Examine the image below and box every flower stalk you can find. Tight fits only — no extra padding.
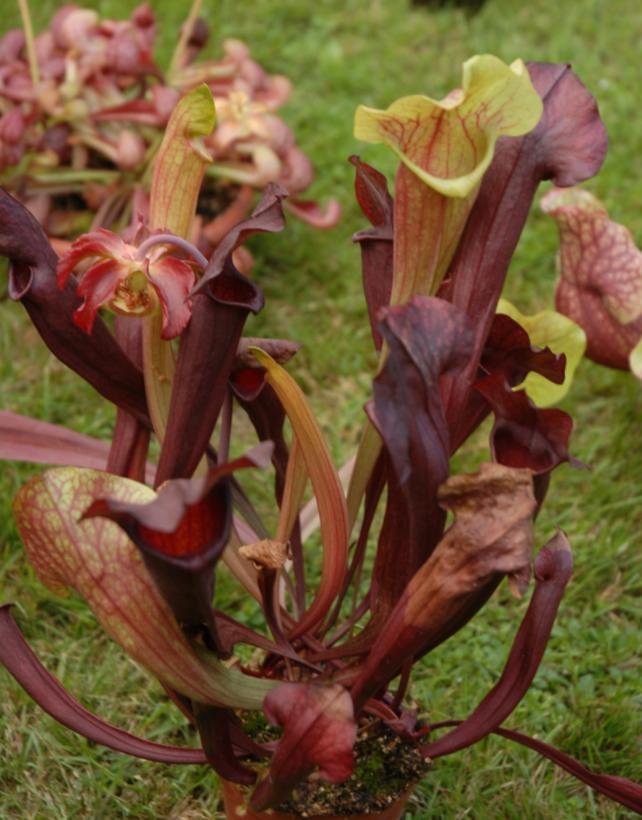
[17,0,39,87]
[168,0,204,78]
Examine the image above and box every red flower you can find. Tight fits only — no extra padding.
[57,228,199,339]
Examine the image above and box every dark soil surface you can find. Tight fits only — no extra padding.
[239,718,429,816]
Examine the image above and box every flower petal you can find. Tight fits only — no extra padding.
[56,229,130,288]
[72,258,130,334]
[147,256,196,340]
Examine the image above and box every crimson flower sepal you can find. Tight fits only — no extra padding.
[56,228,201,339]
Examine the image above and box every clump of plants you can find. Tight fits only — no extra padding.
[1,52,641,817]
[0,0,339,255]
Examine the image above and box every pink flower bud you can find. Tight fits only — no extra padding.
[115,130,146,170]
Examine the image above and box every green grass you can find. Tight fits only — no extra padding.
[1,0,641,817]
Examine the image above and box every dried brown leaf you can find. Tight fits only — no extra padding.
[239,539,288,570]
[351,463,536,710]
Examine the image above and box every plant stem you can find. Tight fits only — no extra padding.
[168,0,203,78]
[138,235,206,445]
[17,0,40,87]
[27,169,119,185]
[345,418,382,534]
[142,313,175,443]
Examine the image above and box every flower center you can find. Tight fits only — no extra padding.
[111,269,154,317]
[127,269,148,293]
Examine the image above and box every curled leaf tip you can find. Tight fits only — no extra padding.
[239,539,288,570]
[184,83,217,137]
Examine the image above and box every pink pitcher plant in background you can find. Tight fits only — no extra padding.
[541,186,642,379]
[0,0,339,256]
[0,50,641,816]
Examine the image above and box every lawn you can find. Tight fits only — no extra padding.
[0,0,640,817]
